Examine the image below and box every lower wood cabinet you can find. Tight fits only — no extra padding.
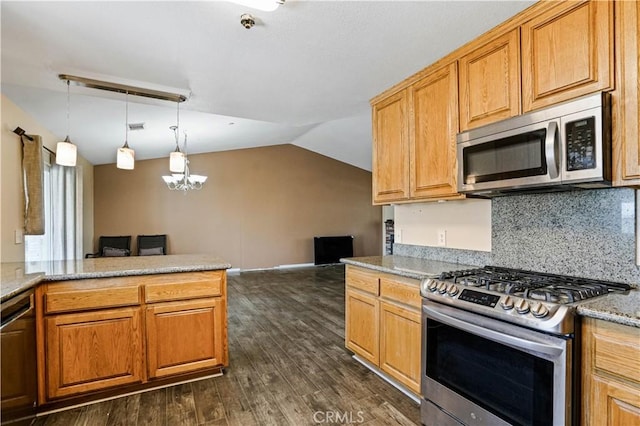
[582,318,640,426]
[45,307,143,400]
[345,288,379,365]
[345,265,421,395]
[36,271,227,405]
[379,301,421,393]
[146,298,225,379]
[1,313,36,416]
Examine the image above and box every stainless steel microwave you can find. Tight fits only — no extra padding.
[457,92,611,197]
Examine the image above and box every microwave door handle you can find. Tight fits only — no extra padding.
[545,121,560,179]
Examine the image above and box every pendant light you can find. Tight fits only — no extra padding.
[56,80,78,167]
[117,92,135,170]
[169,101,185,173]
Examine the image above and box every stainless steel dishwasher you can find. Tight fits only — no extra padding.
[1,289,37,426]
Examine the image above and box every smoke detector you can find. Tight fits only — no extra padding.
[240,14,255,29]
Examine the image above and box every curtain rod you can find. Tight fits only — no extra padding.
[14,127,57,156]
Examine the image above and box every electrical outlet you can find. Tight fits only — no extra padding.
[437,229,447,247]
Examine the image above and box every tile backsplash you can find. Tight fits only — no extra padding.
[396,188,640,285]
[492,188,639,284]
[393,244,490,267]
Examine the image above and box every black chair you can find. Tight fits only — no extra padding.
[85,236,132,258]
[136,234,167,256]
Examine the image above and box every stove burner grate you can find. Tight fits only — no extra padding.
[439,266,630,304]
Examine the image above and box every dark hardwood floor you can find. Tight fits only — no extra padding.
[35,265,421,425]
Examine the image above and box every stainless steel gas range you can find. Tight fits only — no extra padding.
[420,266,630,426]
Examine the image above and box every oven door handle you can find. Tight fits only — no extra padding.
[424,304,565,357]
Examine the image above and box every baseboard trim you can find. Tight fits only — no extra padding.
[352,354,421,404]
[36,371,223,417]
[230,263,321,273]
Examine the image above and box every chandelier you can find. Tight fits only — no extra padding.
[162,123,207,191]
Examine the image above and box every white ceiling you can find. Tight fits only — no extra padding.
[1,0,535,171]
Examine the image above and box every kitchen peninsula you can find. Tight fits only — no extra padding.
[1,254,231,411]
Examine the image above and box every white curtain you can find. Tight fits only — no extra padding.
[50,164,83,260]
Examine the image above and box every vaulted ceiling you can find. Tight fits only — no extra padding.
[1,1,534,171]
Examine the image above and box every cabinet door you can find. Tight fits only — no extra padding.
[1,316,36,415]
[379,301,421,394]
[45,307,143,400]
[459,29,521,131]
[590,375,640,426]
[613,0,640,185]
[409,62,460,199]
[345,288,379,365]
[146,298,224,379]
[521,0,613,112]
[372,90,410,204]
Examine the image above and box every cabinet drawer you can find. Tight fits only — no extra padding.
[380,278,421,309]
[346,266,380,296]
[145,274,223,303]
[592,321,640,384]
[45,286,140,314]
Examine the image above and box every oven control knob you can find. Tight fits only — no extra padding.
[515,299,530,314]
[500,296,514,310]
[425,279,439,292]
[437,282,448,294]
[531,303,549,318]
[446,284,459,297]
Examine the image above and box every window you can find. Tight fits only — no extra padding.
[24,150,82,261]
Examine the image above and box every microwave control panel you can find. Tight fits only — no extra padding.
[566,116,596,171]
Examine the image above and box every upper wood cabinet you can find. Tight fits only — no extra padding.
[410,62,460,199]
[521,0,613,112]
[372,62,462,204]
[612,0,640,185]
[459,29,521,131]
[372,90,410,204]
[371,0,635,200]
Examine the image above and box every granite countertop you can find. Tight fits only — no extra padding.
[340,255,478,281]
[577,290,640,328]
[0,254,231,303]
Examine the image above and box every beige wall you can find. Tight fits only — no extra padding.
[394,198,491,252]
[93,144,381,269]
[1,95,94,262]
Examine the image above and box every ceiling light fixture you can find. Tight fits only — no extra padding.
[116,92,135,170]
[56,79,78,167]
[229,0,284,12]
[162,129,207,192]
[59,74,188,103]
